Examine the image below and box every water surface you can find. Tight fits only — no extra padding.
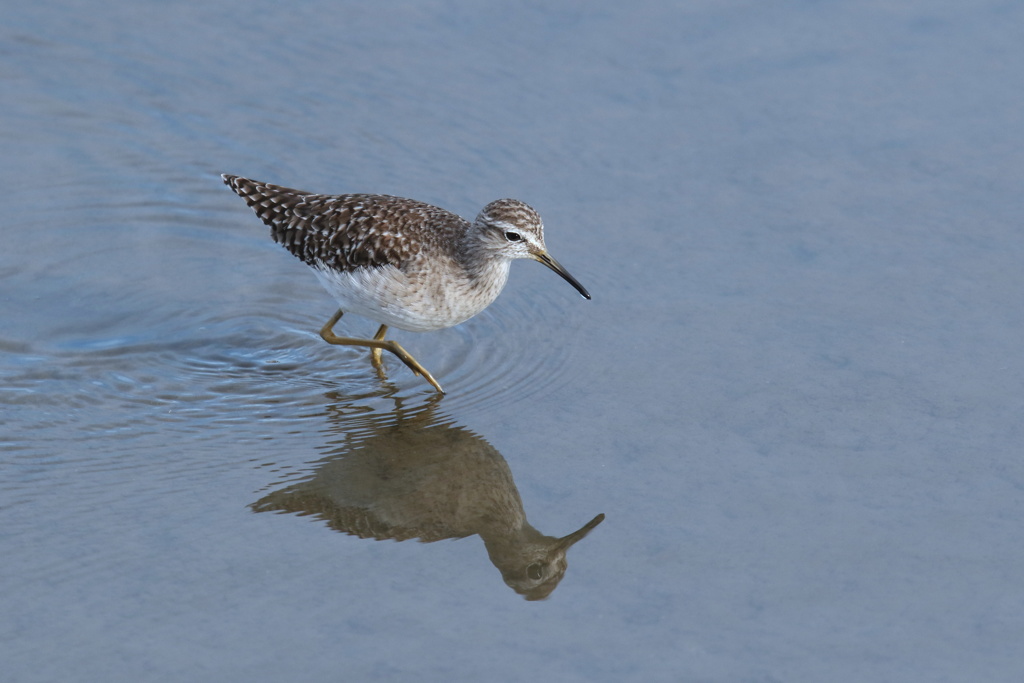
[4,1,1024,680]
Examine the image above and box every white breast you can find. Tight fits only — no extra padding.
[312,260,511,332]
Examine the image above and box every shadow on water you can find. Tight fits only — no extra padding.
[251,393,604,601]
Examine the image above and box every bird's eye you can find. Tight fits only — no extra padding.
[504,231,522,242]
[526,563,544,580]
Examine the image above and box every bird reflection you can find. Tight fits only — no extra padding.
[251,395,604,600]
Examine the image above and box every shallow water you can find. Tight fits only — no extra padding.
[5,1,1024,680]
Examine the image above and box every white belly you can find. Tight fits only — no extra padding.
[312,262,510,332]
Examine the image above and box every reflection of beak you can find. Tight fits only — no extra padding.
[533,252,592,300]
[554,513,605,551]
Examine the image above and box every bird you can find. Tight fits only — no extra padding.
[221,174,590,393]
[251,399,605,600]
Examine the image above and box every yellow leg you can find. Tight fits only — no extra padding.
[370,324,387,371]
[319,309,445,394]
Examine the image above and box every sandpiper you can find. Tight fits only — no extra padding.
[222,175,590,393]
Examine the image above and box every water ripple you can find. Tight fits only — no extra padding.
[0,283,589,459]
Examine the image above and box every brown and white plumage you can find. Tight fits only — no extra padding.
[221,174,589,391]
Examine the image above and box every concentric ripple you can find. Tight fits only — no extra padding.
[1,279,591,488]
[421,295,589,414]
[251,281,593,413]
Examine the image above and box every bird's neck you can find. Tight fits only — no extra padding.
[458,230,511,284]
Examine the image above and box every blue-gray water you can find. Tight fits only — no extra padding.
[4,1,1024,680]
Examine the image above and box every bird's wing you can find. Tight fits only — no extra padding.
[222,174,466,272]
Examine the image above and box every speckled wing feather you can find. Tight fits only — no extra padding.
[250,490,468,543]
[222,174,467,273]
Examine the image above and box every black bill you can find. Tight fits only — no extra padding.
[534,252,592,300]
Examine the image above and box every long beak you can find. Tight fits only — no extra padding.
[534,252,592,300]
[554,513,605,551]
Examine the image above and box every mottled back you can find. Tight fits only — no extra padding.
[222,175,470,273]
